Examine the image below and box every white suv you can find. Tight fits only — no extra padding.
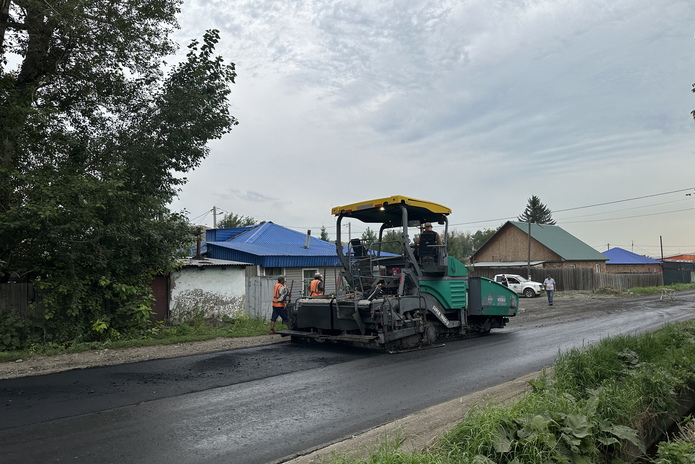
[493,274,544,298]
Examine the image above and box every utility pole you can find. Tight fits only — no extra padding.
[213,206,217,228]
[527,221,531,280]
[660,235,664,261]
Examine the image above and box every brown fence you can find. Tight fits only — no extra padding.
[0,283,41,315]
[470,268,663,292]
[593,273,663,291]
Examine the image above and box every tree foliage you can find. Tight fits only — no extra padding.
[361,227,377,249]
[0,1,238,346]
[217,212,256,229]
[380,229,403,255]
[319,225,331,242]
[517,195,556,225]
[446,228,497,263]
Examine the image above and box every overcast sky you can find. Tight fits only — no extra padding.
[169,0,695,258]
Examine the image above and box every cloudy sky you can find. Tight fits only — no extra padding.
[169,0,695,258]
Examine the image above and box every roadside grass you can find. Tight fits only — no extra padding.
[331,320,695,463]
[627,282,695,295]
[594,282,695,296]
[0,315,286,364]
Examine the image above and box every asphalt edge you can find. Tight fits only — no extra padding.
[281,371,540,464]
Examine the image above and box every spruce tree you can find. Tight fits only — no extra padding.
[517,195,556,224]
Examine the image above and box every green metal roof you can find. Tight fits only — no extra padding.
[509,221,607,261]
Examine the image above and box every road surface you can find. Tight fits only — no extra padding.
[1,291,693,463]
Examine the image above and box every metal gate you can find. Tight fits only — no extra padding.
[244,277,277,319]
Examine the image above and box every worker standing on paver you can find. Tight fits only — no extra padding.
[309,273,324,296]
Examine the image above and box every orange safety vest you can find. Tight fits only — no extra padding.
[309,279,323,296]
[272,282,286,307]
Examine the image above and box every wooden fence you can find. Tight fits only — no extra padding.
[593,273,663,291]
[0,283,40,315]
[470,268,664,292]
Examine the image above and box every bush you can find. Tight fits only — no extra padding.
[333,321,695,464]
[0,312,43,351]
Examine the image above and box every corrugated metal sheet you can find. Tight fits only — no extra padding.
[509,221,607,261]
[663,253,695,261]
[204,222,342,268]
[602,247,660,264]
[206,244,342,268]
[181,258,251,267]
[205,227,254,242]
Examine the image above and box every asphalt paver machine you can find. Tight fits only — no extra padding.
[280,195,518,351]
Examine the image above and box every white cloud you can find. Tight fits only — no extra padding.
[170,0,695,256]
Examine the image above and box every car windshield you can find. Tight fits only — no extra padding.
[516,276,529,282]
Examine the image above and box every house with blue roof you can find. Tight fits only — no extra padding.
[471,221,608,272]
[204,222,343,299]
[602,247,662,274]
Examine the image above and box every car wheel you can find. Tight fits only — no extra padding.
[523,288,535,298]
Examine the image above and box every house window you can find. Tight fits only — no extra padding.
[595,264,601,273]
[265,267,284,276]
[303,269,318,296]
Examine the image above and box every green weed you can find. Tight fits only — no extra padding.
[0,315,278,362]
[329,320,695,463]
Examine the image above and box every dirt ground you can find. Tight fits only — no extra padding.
[0,291,669,380]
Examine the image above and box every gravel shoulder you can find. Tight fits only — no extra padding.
[0,290,681,380]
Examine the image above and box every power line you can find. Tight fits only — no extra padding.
[553,187,695,213]
[186,187,695,244]
[189,209,212,224]
[554,198,688,220]
[451,186,695,227]
[562,206,695,224]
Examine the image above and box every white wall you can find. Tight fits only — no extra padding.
[169,266,246,323]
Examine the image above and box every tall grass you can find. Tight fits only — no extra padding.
[629,283,695,295]
[331,320,695,464]
[0,315,282,363]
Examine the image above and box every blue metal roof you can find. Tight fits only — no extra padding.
[602,247,660,265]
[205,222,342,268]
[205,226,255,242]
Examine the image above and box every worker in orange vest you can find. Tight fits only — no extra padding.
[270,275,290,334]
[309,273,324,296]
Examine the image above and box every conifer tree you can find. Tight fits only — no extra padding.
[517,196,556,225]
[320,226,330,241]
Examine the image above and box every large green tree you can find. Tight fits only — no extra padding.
[218,212,256,229]
[446,228,497,263]
[380,229,403,255]
[360,227,377,249]
[517,195,556,225]
[0,1,238,344]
